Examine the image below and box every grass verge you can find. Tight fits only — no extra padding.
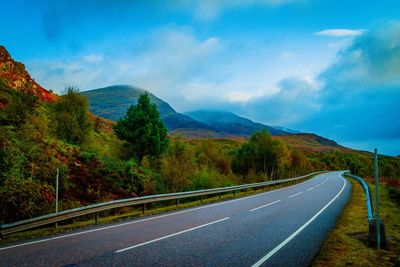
[313,179,400,266]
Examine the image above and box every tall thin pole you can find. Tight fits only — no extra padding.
[374,148,380,249]
[56,168,59,214]
[56,168,59,228]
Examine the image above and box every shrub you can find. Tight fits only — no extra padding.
[0,178,55,223]
[161,138,196,192]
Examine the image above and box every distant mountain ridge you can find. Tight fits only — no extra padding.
[184,110,288,136]
[82,85,290,137]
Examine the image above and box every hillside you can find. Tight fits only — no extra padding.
[275,133,344,153]
[82,85,174,120]
[0,46,56,102]
[184,110,288,136]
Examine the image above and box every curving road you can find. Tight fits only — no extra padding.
[0,171,351,266]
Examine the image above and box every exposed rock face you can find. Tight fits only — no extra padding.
[0,46,56,101]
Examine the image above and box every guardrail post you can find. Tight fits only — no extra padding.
[142,204,146,215]
[219,193,221,200]
[346,168,386,249]
[176,199,179,208]
[200,195,203,204]
[233,191,236,198]
[374,148,380,249]
[94,212,99,224]
[373,148,386,249]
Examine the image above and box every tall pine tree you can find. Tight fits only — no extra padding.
[114,92,168,163]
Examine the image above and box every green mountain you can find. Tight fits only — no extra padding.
[184,110,288,136]
[81,85,174,121]
[81,85,215,133]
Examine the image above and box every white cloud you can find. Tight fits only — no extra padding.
[292,22,400,154]
[26,59,104,92]
[26,26,225,101]
[314,29,365,37]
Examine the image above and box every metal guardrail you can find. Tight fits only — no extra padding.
[344,172,374,221]
[0,171,324,237]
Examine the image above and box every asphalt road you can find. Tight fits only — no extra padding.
[0,171,351,267]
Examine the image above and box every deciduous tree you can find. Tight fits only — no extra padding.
[53,87,91,145]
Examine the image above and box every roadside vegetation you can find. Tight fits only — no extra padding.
[313,179,400,266]
[1,80,399,231]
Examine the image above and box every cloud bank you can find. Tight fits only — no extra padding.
[249,22,400,154]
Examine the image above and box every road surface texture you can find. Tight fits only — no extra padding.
[0,171,351,266]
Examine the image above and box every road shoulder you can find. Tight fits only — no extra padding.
[313,179,400,266]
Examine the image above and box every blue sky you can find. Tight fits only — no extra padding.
[1,0,400,155]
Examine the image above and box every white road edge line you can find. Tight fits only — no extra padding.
[306,187,314,191]
[115,217,230,253]
[315,184,321,187]
[249,200,282,212]
[0,174,324,251]
[288,192,303,198]
[252,174,347,267]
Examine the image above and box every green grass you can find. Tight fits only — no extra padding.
[0,178,311,245]
[313,179,400,266]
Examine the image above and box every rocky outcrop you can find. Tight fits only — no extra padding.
[0,46,57,101]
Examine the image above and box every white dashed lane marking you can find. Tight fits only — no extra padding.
[288,192,303,198]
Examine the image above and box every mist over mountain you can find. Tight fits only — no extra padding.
[272,126,300,134]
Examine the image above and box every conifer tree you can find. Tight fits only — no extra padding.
[114,92,168,163]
